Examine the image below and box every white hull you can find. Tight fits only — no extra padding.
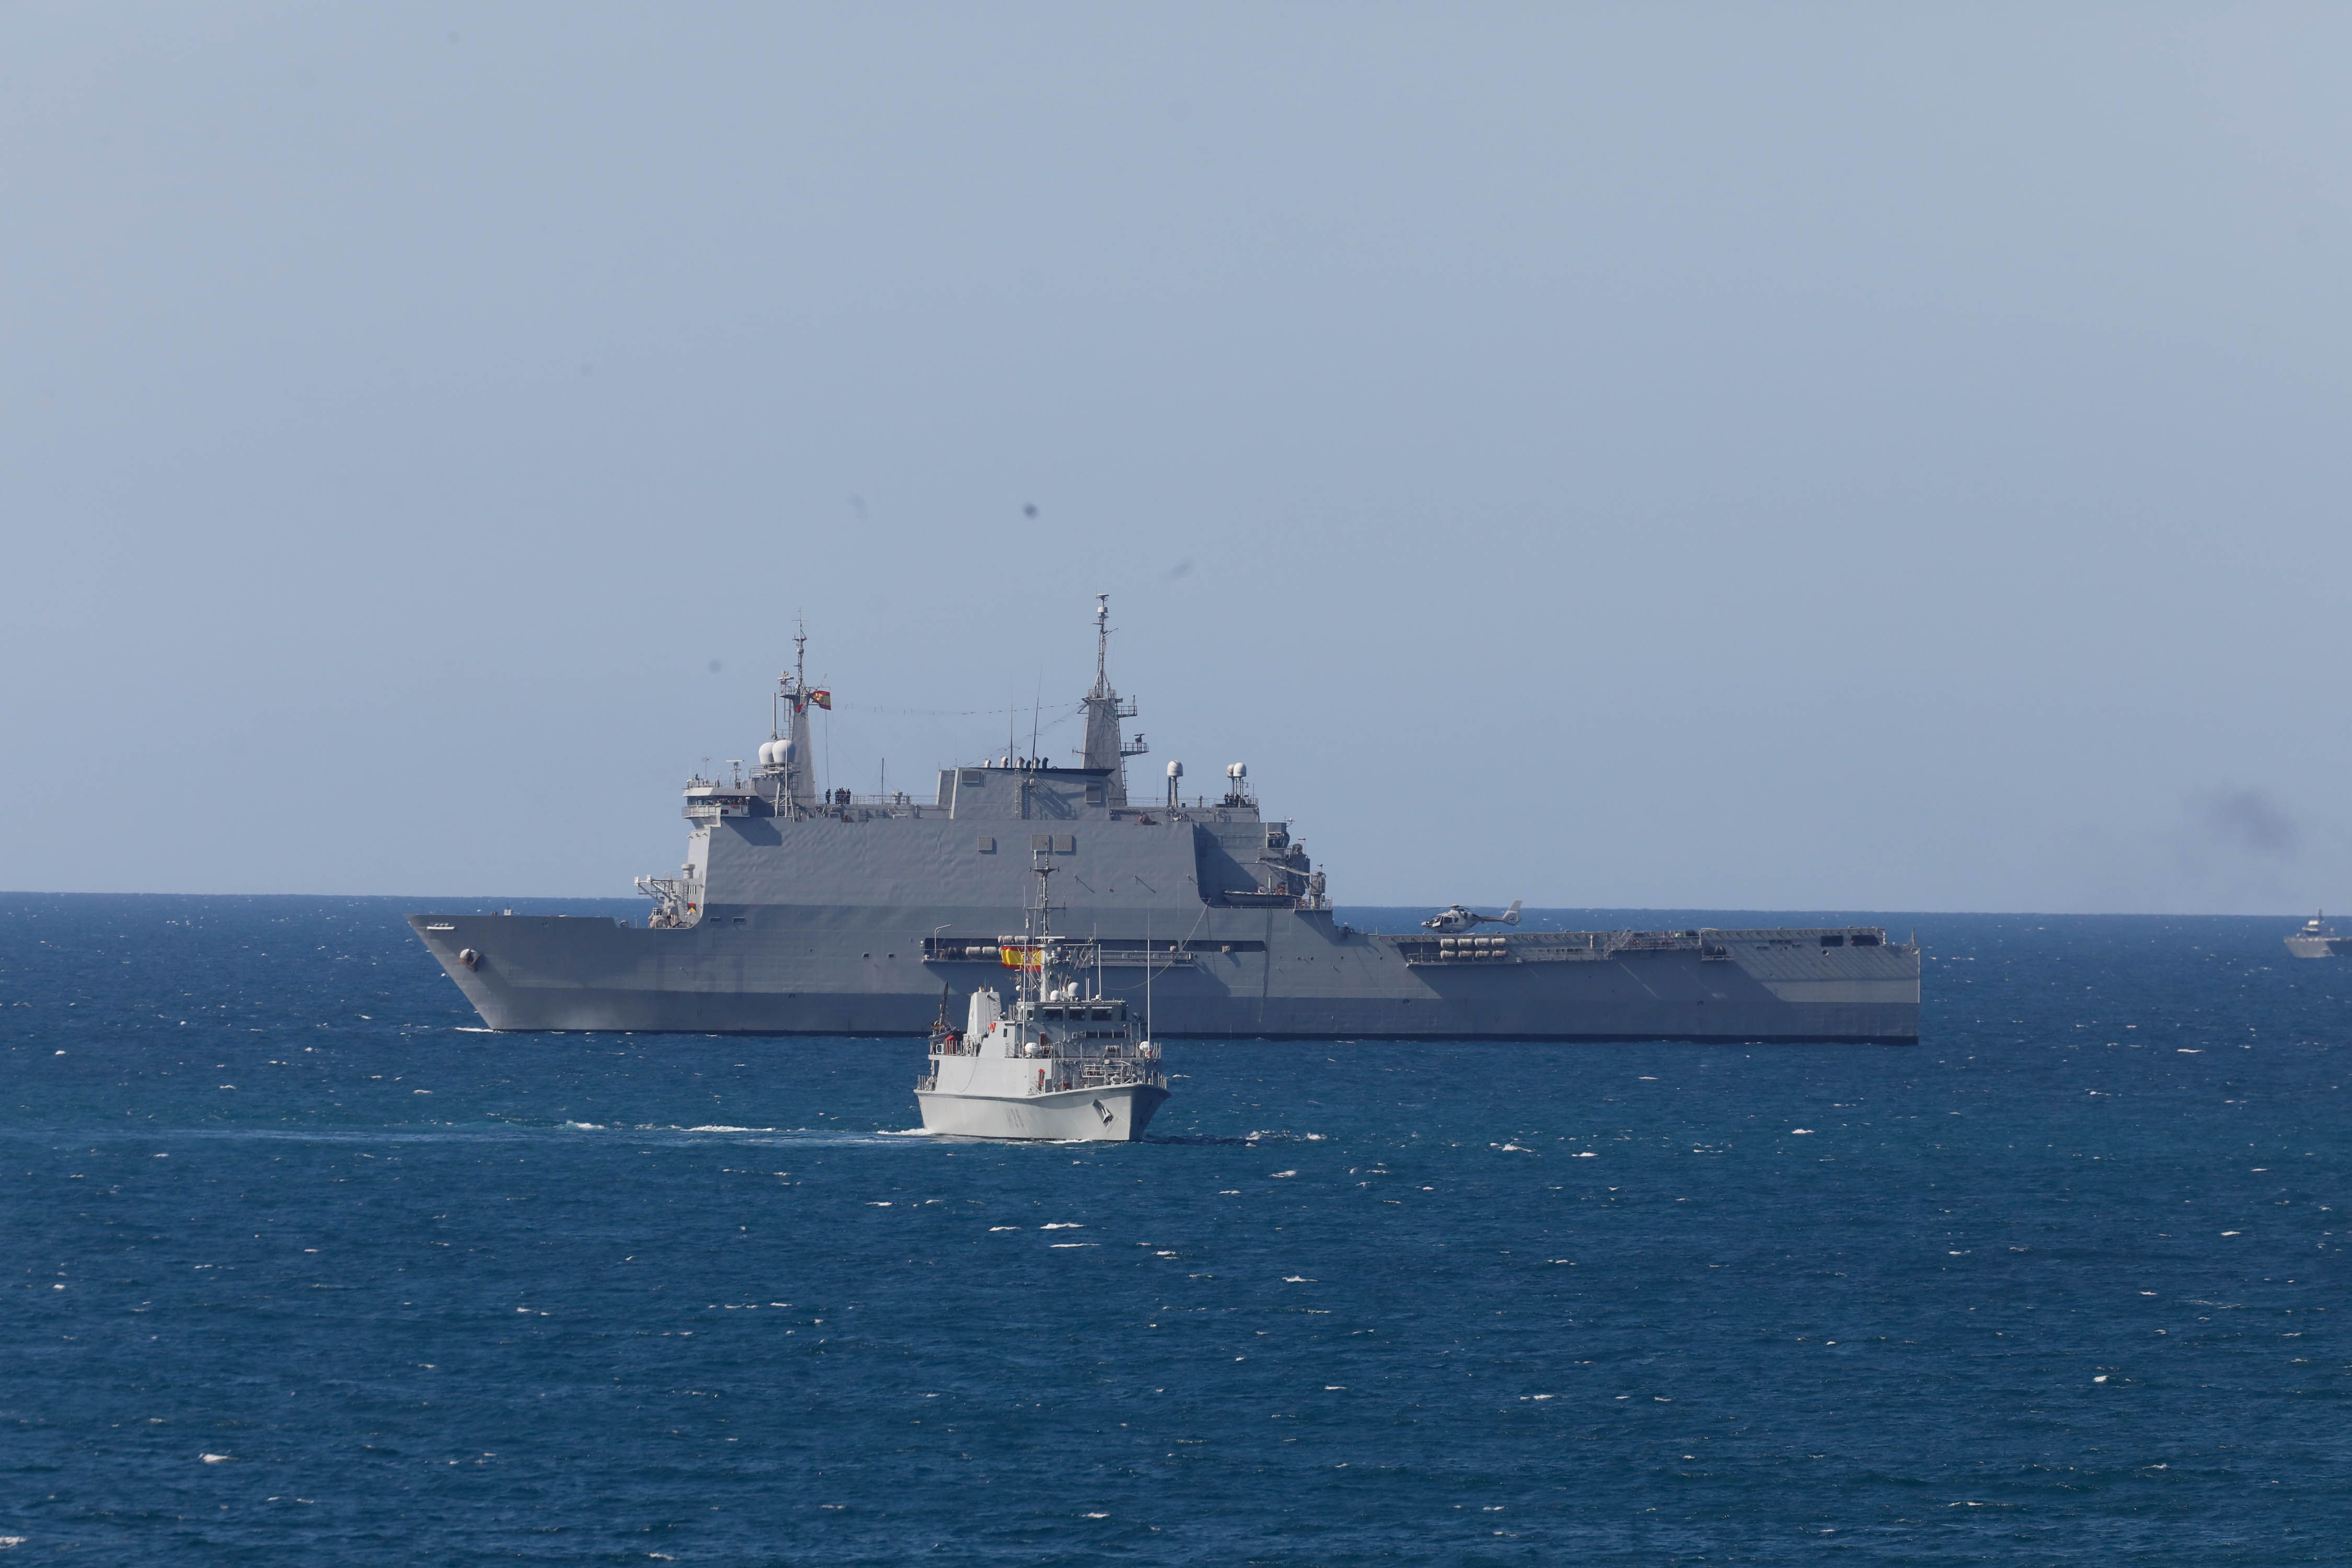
[916,1081,1170,1142]
[2287,936,2345,959]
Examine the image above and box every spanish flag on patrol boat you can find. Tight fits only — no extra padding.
[998,944,1044,971]
[808,689,832,710]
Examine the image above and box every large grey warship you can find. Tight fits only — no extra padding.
[410,601,1920,1042]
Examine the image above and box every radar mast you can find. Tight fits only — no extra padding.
[1080,593,1145,803]
[767,620,821,813]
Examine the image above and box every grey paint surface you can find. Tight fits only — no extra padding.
[410,677,1920,1041]
[408,902,1917,1043]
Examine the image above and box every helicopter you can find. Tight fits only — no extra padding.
[1421,899,1522,935]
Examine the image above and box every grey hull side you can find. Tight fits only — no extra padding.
[408,913,1920,1043]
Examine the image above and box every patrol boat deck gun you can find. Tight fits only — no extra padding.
[409,597,1921,1042]
[915,852,1170,1140]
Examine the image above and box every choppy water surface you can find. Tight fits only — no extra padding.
[4,895,2349,1564]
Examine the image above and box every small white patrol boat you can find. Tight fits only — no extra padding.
[915,855,1170,1142]
[2287,912,2347,959]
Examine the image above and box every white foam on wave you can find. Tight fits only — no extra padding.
[706,1127,948,1148]
[1041,1223,1083,1230]
[562,1122,604,1131]
[453,1027,497,1034]
[875,1127,936,1137]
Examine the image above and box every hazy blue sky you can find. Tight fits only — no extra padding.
[5,5,2349,912]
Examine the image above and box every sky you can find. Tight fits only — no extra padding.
[4,4,2349,913]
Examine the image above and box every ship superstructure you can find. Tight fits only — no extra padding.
[409,598,1921,1043]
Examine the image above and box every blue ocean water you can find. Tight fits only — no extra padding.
[3,895,2348,1564]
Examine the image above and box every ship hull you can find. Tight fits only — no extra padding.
[916,1082,1169,1141]
[407,912,1920,1043]
[2286,936,2349,959]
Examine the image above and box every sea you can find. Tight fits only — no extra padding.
[3,894,2347,1564]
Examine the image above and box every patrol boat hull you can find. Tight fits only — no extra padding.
[916,1082,1170,1142]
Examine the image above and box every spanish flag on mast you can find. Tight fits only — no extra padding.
[998,944,1045,972]
[808,689,832,710]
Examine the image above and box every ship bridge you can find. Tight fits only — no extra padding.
[649,598,1326,923]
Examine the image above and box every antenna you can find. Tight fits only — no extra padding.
[1094,592,1110,687]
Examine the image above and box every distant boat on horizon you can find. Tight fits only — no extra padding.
[2285,913,2347,959]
